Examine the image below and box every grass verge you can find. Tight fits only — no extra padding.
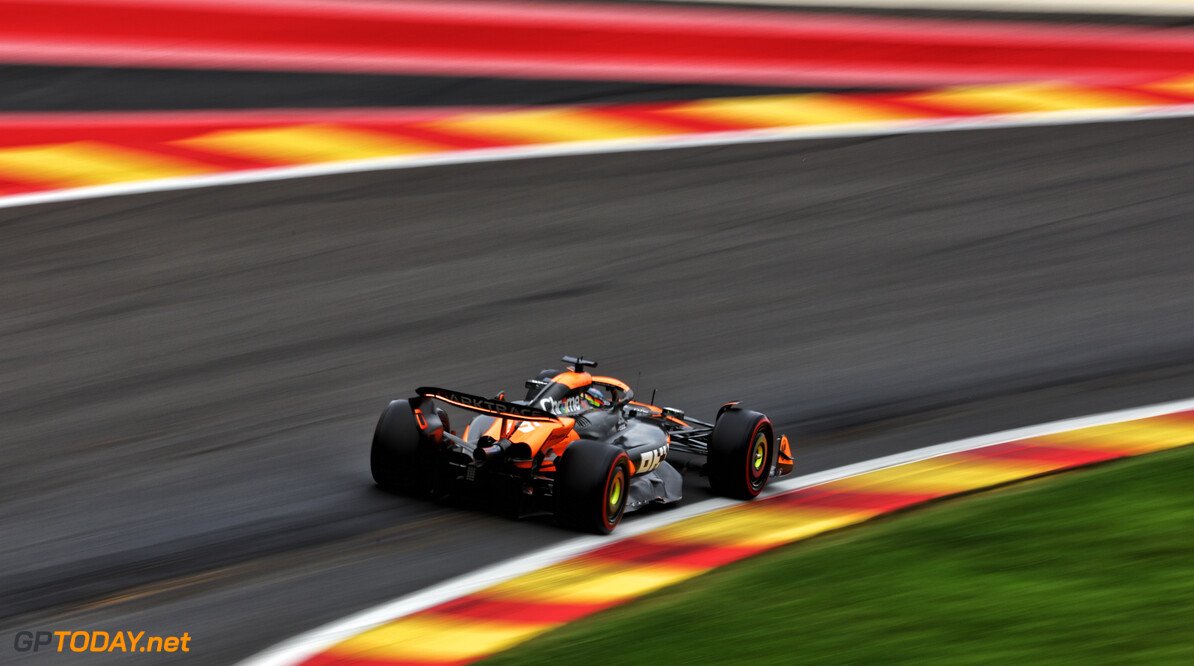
[483,445,1194,665]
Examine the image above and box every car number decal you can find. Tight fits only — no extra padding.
[638,446,667,474]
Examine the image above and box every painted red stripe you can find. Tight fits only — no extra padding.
[585,536,768,568]
[0,113,521,157]
[362,124,517,151]
[0,175,48,196]
[0,110,479,148]
[968,442,1125,468]
[765,487,944,513]
[106,140,284,171]
[852,92,991,118]
[4,1,1194,87]
[1097,85,1194,105]
[596,105,762,134]
[0,120,290,148]
[427,594,614,624]
[0,108,490,127]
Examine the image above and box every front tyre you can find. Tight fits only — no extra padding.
[555,440,631,534]
[370,399,434,496]
[708,408,774,499]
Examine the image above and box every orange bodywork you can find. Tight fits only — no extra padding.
[472,416,579,470]
[628,401,690,429]
[777,434,794,475]
[549,371,592,389]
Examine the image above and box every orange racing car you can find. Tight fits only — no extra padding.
[370,356,793,533]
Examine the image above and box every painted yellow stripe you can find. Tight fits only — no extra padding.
[324,614,554,662]
[644,504,872,549]
[1152,414,1194,428]
[0,141,212,187]
[1031,421,1194,455]
[1141,74,1194,98]
[483,559,703,604]
[425,108,681,144]
[177,124,439,164]
[669,93,922,127]
[828,455,1062,495]
[908,82,1162,114]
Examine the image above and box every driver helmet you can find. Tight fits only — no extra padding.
[583,387,609,409]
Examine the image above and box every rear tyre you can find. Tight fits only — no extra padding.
[555,440,631,534]
[708,408,774,499]
[370,399,434,496]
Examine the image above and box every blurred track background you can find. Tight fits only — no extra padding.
[2,0,1194,663]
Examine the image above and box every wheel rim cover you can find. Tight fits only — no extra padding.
[751,433,767,476]
[609,472,623,507]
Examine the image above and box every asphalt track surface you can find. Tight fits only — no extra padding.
[3,117,1194,663]
[0,65,835,111]
[550,0,1194,24]
[566,0,1194,25]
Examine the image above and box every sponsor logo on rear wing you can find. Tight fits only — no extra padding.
[416,387,560,422]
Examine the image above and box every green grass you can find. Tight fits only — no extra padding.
[483,445,1194,665]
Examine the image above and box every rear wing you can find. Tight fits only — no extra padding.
[416,386,559,422]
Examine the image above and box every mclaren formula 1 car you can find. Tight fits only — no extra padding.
[370,356,793,533]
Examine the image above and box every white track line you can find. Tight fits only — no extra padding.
[239,396,1194,666]
[653,0,1194,16]
[4,104,1194,212]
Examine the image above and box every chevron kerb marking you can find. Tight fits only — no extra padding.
[5,77,1194,207]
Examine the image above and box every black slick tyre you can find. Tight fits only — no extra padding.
[370,399,433,496]
[708,408,774,499]
[555,440,631,534]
